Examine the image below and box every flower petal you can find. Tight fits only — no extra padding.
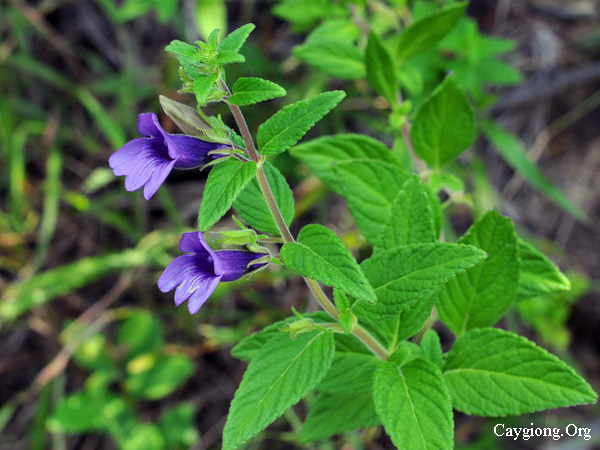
[143,159,176,199]
[122,146,172,192]
[179,232,223,276]
[166,134,229,169]
[186,276,221,314]
[217,250,268,282]
[109,138,154,175]
[137,113,164,140]
[158,255,198,293]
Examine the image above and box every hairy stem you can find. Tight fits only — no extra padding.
[223,94,389,360]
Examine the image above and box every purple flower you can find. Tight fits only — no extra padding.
[158,232,268,314]
[109,113,228,199]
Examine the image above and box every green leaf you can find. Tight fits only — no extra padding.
[198,159,258,231]
[293,41,365,80]
[231,312,332,362]
[233,162,294,236]
[193,74,218,106]
[420,329,443,369]
[47,391,107,433]
[436,211,519,335]
[281,224,376,302]
[353,243,486,324]
[375,175,437,251]
[220,23,255,53]
[291,134,399,193]
[120,423,166,450]
[165,40,197,65]
[443,328,598,416]
[411,75,476,167]
[516,237,571,301]
[214,50,246,65]
[318,351,382,395]
[334,159,410,243]
[223,331,335,450]
[257,91,346,155]
[159,403,199,450]
[300,392,380,443]
[373,359,453,450]
[483,121,586,221]
[73,333,114,371]
[397,2,467,63]
[125,353,194,400]
[366,31,398,104]
[228,77,286,106]
[116,309,164,361]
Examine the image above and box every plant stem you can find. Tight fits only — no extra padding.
[223,93,389,360]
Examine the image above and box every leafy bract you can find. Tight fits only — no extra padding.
[334,159,410,243]
[291,134,399,193]
[373,359,453,450]
[375,175,437,251]
[411,75,476,167]
[516,237,571,301]
[444,328,597,416]
[300,392,380,443]
[281,224,376,302]
[483,121,585,221]
[366,31,398,104]
[234,162,294,236]
[223,331,335,450]
[228,77,286,106]
[293,41,365,80]
[353,243,486,324]
[198,159,257,231]
[436,211,519,334]
[220,23,255,53]
[397,2,467,63]
[257,91,346,155]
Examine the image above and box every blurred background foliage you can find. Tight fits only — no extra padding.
[1,0,599,449]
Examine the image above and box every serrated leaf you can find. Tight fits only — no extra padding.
[214,50,246,65]
[228,77,286,106]
[318,352,382,395]
[291,134,400,193]
[373,359,453,450]
[334,159,410,243]
[443,328,597,416]
[516,239,571,301]
[257,91,346,155]
[411,75,476,167]
[421,330,443,369]
[483,121,586,221]
[223,331,335,450]
[293,41,365,80]
[397,2,467,63]
[220,23,255,53]
[193,74,218,106]
[375,175,437,251]
[198,159,257,231]
[366,31,398,104]
[165,40,197,65]
[436,211,519,335]
[281,224,376,302]
[353,243,486,324]
[233,162,294,236]
[231,312,332,362]
[300,392,380,443]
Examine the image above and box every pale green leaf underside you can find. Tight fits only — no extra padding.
[198,159,257,231]
[291,134,399,193]
[234,162,294,236]
[293,41,365,80]
[353,243,486,324]
[334,159,410,243]
[228,77,286,106]
[516,237,570,301]
[373,359,453,450]
[436,210,519,335]
[223,331,335,450]
[281,224,376,302]
[444,328,597,416]
[300,392,380,443]
[257,91,346,155]
[411,75,476,167]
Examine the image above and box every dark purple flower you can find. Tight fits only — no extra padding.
[109,113,228,199]
[158,232,268,314]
